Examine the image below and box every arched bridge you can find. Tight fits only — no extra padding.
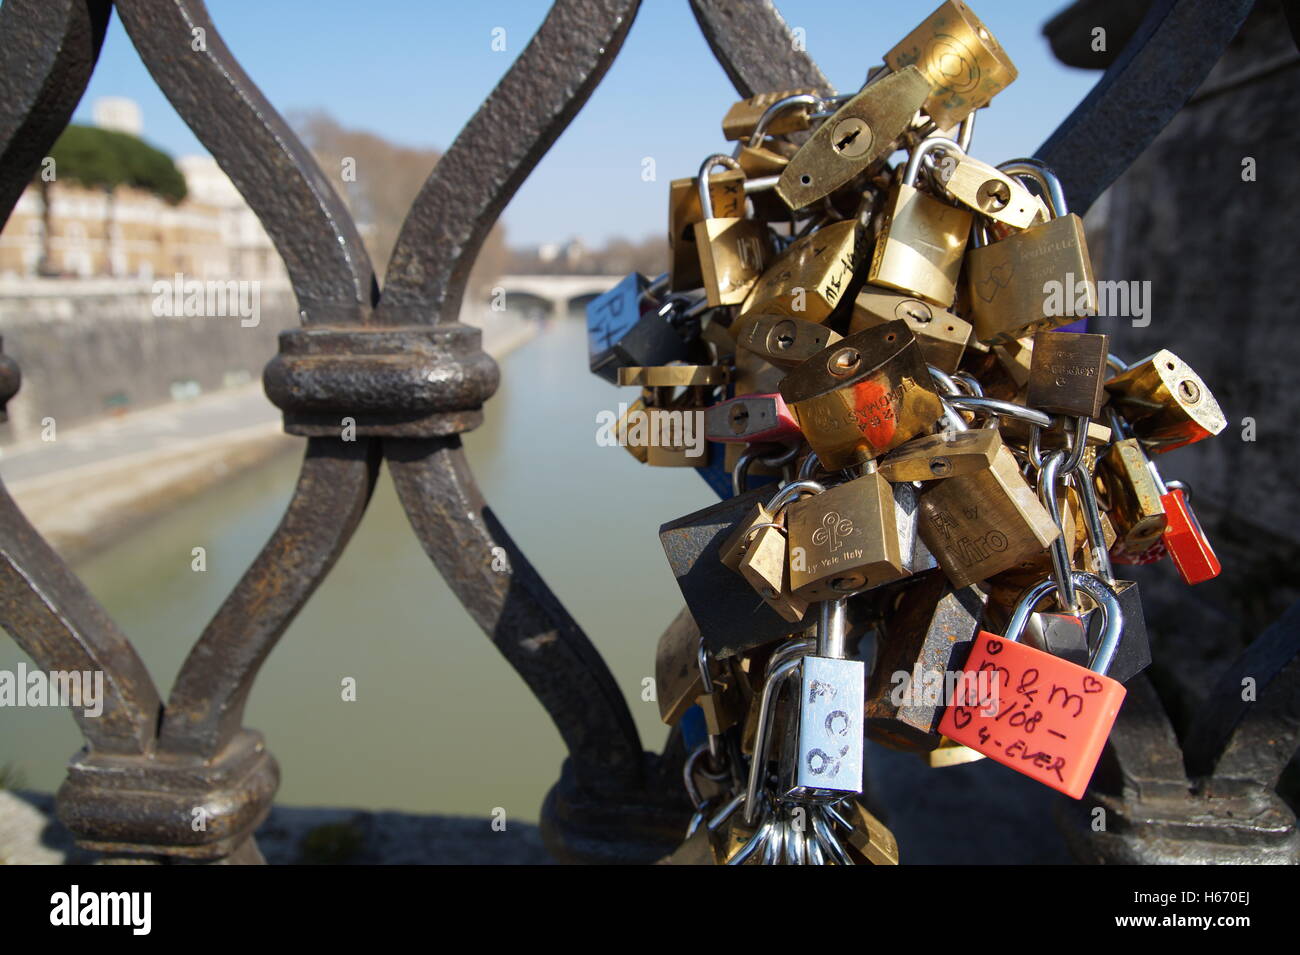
[492,274,621,318]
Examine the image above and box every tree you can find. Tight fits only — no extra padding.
[291,110,506,297]
[37,125,187,275]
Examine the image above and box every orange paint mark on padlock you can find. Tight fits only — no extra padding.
[851,378,898,450]
[936,572,1128,799]
[1160,488,1220,585]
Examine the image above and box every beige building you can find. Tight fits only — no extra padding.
[0,100,286,284]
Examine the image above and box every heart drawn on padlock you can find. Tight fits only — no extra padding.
[975,262,1015,302]
[1082,675,1104,694]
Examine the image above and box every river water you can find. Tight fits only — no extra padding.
[0,316,719,822]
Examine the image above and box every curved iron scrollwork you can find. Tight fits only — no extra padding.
[0,0,1285,865]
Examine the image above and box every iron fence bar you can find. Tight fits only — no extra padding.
[113,0,378,325]
[0,484,160,755]
[0,0,111,224]
[1034,0,1258,216]
[160,438,382,757]
[689,0,831,99]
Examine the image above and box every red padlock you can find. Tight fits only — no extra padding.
[937,572,1127,799]
[704,393,801,444]
[1160,487,1220,585]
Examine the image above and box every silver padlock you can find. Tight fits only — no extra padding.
[781,599,864,801]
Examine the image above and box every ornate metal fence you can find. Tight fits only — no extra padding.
[1,0,1291,865]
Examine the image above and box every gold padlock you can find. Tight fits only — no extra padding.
[668,160,745,292]
[840,799,900,865]
[739,219,861,322]
[718,500,808,623]
[936,142,1042,230]
[735,93,817,177]
[866,138,972,307]
[876,427,1002,483]
[1103,350,1227,453]
[1026,330,1110,417]
[850,286,972,372]
[918,443,1061,587]
[692,154,770,307]
[734,312,842,369]
[777,66,931,210]
[883,0,1018,129]
[780,321,946,469]
[785,471,907,599]
[1098,437,1168,550]
[722,88,821,141]
[964,160,1097,344]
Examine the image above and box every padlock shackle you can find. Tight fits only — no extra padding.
[946,396,1052,428]
[744,654,806,824]
[1071,463,1117,585]
[697,153,743,219]
[997,158,1068,218]
[765,478,826,516]
[817,598,849,659]
[1037,450,1078,611]
[904,136,964,187]
[1005,572,1125,676]
[748,93,820,148]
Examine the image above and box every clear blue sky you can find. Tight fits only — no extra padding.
[69,0,1101,249]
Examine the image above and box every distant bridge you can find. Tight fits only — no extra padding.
[491,274,622,317]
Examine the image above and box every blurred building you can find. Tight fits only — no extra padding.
[0,98,285,284]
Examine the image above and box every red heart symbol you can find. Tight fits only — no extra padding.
[1082,676,1104,694]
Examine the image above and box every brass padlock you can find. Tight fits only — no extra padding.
[865,570,987,752]
[668,160,745,292]
[1103,350,1227,453]
[965,160,1097,344]
[866,138,973,307]
[692,155,770,307]
[918,443,1061,587]
[840,799,900,865]
[937,143,1042,230]
[732,343,786,394]
[884,0,1017,129]
[735,93,817,177]
[780,321,946,469]
[876,426,1002,482]
[1098,437,1168,551]
[738,219,862,322]
[992,334,1034,390]
[722,88,820,141]
[618,364,726,467]
[654,606,705,725]
[785,470,907,599]
[734,312,842,369]
[777,66,931,210]
[1026,330,1110,417]
[718,494,809,624]
[614,397,649,464]
[850,286,972,372]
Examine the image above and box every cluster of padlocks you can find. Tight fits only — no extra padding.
[584,1,1226,865]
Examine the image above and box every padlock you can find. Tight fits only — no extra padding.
[734,93,817,177]
[892,479,938,576]
[738,219,862,322]
[785,470,908,599]
[722,88,821,141]
[733,312,842,369]
[937,145,1042,230]
[1098,437,1168,553]
[991,334,1034,390]
[718,486,811,624]
[866,570,987,752]
[877,427,1002,483]
[964,161,1097,344]
[777,65,931,210]
[705,393,801,445]
[654,606,706,725]
[613,397,650,464]
[918,443,1060,587]
[780,321,946,469]
[1161,485,1221,585]
[883,0,1017,129]
[1026,330,1110,417]
[656,825,721,865]
[780,600,865,800]
[618,364,725,468]
[692,155,771,307]
[866,138,973,307]
[850,286,973,372]
[1103,349,1226,453]
[838,799,900,865]
[696,644,741,737]
[936,571,1127,799]
[668,159,746,292]
[660,488,810,658]
[586,272,701,383]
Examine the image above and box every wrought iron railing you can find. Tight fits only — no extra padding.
[1,0,1289,865]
